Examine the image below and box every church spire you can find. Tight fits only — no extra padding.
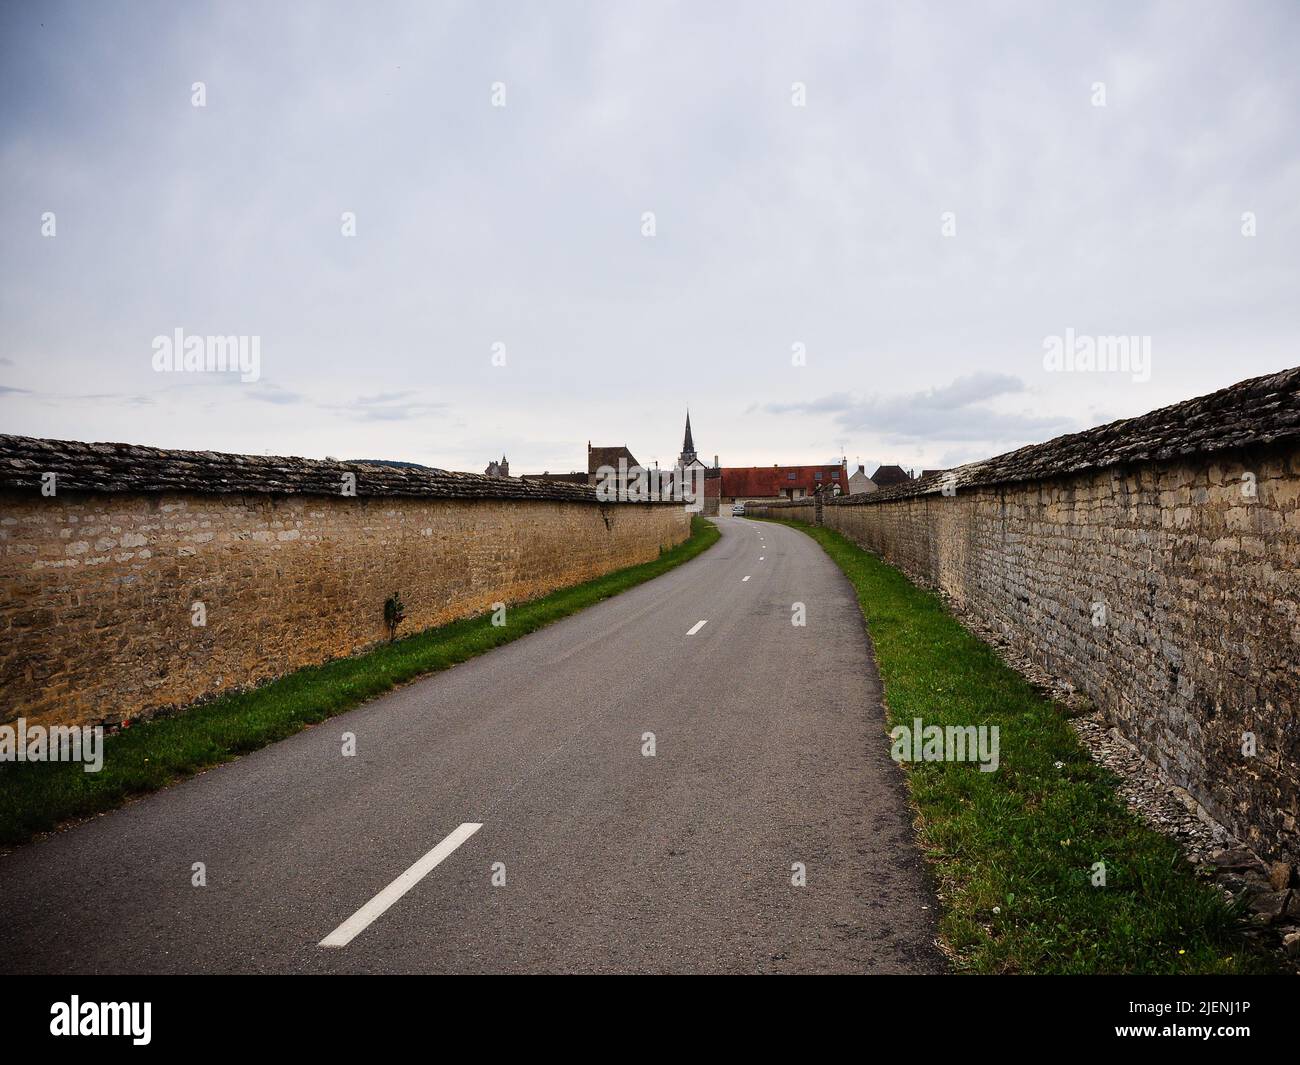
[677,410,699,468]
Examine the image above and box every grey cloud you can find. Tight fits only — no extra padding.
[246,385,308,406]
[322,391,446,423]
[920,373,1026,410]
[356,391,419,405]
[766,372,1073,444]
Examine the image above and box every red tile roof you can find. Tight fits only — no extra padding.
[721,464,845,499]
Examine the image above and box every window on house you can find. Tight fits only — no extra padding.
[831,471,839,479]
[814,471,823,480]
[787,472,796,480]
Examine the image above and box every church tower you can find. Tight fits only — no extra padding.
[677,411,703,469]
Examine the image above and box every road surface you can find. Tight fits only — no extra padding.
[0,517,944,974]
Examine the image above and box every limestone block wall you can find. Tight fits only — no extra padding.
[749,369,1300,863]
[0,437,689,728]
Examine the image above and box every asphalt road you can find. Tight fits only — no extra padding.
[0,516,944,974]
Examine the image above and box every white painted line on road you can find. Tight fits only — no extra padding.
[686,619,708,636]
[759,556,765,561]
[742,575,751,582]
[320,822,482,948]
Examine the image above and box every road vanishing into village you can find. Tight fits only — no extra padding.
[0,518,943,975]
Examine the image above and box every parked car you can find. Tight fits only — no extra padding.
[732,503,746,515]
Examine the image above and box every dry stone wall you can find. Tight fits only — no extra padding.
[748,369,1300,863]
[0,437,689,728]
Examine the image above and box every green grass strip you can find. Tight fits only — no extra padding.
[755,516,1274,975]
[0,515,719,847]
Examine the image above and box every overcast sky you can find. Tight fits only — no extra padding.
[2,0,1297,475]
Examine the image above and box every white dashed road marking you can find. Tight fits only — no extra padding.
[742,575,751,582]
[686,620,708,636]
[320,822,482,947]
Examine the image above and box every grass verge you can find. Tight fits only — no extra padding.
[0,515,719,847]
[756,515,1274,974]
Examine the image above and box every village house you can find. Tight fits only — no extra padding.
[519,443,647,494]
[847,464,877,495]
[719,460,848,507]
[870,464,914,487]
[586,442,643,497]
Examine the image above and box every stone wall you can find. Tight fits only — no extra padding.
[747,369,1300,863]
[0,436,689,728]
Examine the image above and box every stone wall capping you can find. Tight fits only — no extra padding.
[0,435,682,505]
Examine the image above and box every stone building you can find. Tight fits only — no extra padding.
[584,442,643,501]
[847,464,877,495]
[669,412,720,514]
[676,412,707,471]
